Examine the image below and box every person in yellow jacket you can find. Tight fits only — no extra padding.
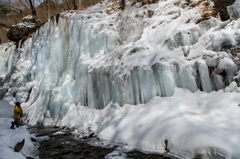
[10,102,24,129]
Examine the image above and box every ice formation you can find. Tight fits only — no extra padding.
[0,0,239,124]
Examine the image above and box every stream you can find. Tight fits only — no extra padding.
[27,126,174,159]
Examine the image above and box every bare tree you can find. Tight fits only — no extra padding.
[18,0,40,24]
[1,3,23,15]
[36,0,52,19]
[28,0,40,23]
[79,0,81,9]
[46,0,50,19]
[119,0,125,10]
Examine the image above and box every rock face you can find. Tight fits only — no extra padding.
[212,0,236,21]
[7,15,40,42]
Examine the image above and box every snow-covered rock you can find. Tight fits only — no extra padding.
[7,15,40,41]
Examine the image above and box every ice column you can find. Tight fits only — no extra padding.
[172,64,198,93]
[198,62,213,93]
[152,63,175,97]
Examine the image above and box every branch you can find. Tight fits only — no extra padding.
[3,3,23,12]
[18,0,32,12]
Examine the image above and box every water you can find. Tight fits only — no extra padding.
[28,126,173,159]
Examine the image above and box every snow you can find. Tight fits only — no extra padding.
[22,15,34,21]
[0,100,35,159]
[228,0,240,20]
[0,0,240,158]
[13,22,36,28]
[59,88,240,159]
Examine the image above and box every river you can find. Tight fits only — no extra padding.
[27,126,174,159]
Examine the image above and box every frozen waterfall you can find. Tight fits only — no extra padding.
[0,8,239,125]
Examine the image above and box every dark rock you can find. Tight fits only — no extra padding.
[7,24,39,41]
[49,151,60,156]
[212,0,236,21]
[28,126,170,159]
[128,47,145,55]
[147,10,154,18]
[14,139,25,152]
[31,137,37,142]
[193,154,203,159]
[7,15,41,42]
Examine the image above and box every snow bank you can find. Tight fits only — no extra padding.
[0,100,35,159]
[60,88,240,159]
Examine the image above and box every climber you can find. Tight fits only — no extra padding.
[10,102,24,129]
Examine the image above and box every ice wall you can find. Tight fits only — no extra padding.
[228,0,240,20]
[0,0,239,125]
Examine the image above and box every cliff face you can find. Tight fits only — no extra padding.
[0,0,102,44]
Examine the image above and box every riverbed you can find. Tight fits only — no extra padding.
[28,126,173,159]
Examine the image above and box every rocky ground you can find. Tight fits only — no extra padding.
[28,126,172,159]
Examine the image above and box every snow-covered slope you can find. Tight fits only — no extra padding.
[0,0,240,158]
[0,100,35,159]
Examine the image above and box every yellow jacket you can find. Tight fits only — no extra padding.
[14,106,24,119]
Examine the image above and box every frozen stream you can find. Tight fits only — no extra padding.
[28,126,173,159]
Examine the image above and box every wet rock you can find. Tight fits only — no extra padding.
[14,139,25,152]
[31,137,36,142]
[28,126,172,159]
[49,151,60,156]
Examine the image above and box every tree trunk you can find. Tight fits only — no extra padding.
[8,0,12,12]
[120,0,125,10]
[73,0,78,10]
[46,0,50,19]
[28,0,40,24]
[79,0,82,9]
